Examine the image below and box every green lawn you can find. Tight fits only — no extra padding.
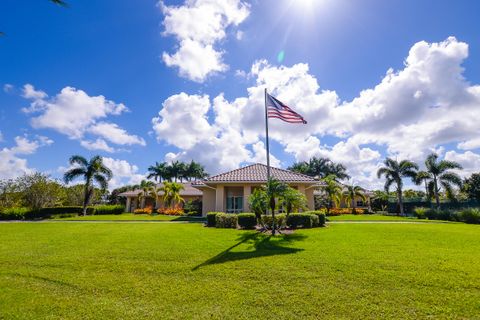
[1,222,479,319]
[328,214,420,221]
[52,213,205,222]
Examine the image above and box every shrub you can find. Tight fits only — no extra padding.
[326,208,365,216]
[287,213,319,228]
[215,213,238,228]
[303,211,326,226]
[158,207,184,216]
[261,214,286,229]
[456,208,480,224]
[24,206,95,219]
[237,213,257,229]
[414,207,428,219]
[0,207,30,220]
[94,205,124,215]
[206,212,221,227]
[134,207,153,215]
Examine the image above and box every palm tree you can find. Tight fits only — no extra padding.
[248,188,268,224]
[161,181,185,208]
[372,190,390,211]
[321,174,342,214]
[424,153,463,209]
[289,157,350,181]
[137,180,154,208]
[342,184,366,214]
[185,160,208,181]
[377,158,418,216]
[280,187,307,216]
[147,162,167,182]
[148,185,162,209]
[63,155,112,215]
[265,178,288,235]
[167,161,186,182]
[415,170,432,202]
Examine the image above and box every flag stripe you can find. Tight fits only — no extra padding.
[265,93,307,124]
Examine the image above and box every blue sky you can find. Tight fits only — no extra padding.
[1,0,480,189]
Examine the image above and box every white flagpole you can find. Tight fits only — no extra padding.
[264,88,275,234]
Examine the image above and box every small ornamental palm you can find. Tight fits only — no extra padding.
[280,187,307,216]
[424,153,463,209]
[249,188,268,223]
[377,158,418,216]
[321,174,343,214]
[137,180,154,209]
[63,155,112,215]
[265,178,288,235]
[342,184,366,214]
[161,182,185,208]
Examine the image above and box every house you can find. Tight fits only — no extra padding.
[192,163,319,214]
[120,182,202,213]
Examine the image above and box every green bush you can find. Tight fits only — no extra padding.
[94,205,124,215]
[414,207,428,219]
[287,213,319,228]
[206,212,221,227]
[303,211,326,226]
[215,213,238,229]
[261,214,286,229]
[0,207,30,220]
[455,208,480,224]
[237,213,257,229]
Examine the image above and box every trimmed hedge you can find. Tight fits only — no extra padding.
[0,207,30,220]
[215,213,238,228]
[261,214,286,229]
[237,213,257,229]
[0,205,124,220]
[287,213,319,228]
[304,211,326,226]
[94,205,125,215]
[206,212,222,227]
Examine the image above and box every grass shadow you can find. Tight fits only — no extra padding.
[171,216,206,222]
[192,232,306,270]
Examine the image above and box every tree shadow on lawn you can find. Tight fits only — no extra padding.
[192,232,306,270]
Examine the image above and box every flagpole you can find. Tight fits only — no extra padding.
[264,88,275,234]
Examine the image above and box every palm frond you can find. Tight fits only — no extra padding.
[69,155,88,167]
[438,160,463,172]
[93,174,108,191]
[63,167,86,184]
[440,172,463,188]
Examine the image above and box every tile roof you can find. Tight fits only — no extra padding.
[118,182,203,197]
[201,163,317,183]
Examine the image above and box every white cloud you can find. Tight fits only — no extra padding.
[444,151,480,177]
[160,0,250,82]
[80,139,116,153]
[21,85,144,152]
[101,157,145,189]
[152,37,480,188]
[0,135,53,180]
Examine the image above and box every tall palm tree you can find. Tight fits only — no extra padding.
[167,161,186,182]
[137,180,154,208]
[280,187,307,216]
[342,184,366,214]
[185,160,208,181]
[289,157,350,181]
[377,158,418,216]
[321,174,342,214]
[161,181,185,208]
[63,155,112,215]
[147,162,167,182]
[265,178,288,235]
[415,170,432,202]
[424,153,463,209]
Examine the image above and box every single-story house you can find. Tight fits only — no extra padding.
[120,163,372,215]
[120,182,202,213]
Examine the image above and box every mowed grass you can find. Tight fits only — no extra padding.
[53,213,205,222]
[328,214,423,221]
[1,223,479,319]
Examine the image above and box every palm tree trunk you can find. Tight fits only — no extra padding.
[270,199,276,236]
[83,185,92,216]
[434,176,440,210]
[397,187,404,216]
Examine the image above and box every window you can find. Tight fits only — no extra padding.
[356,200,364,207]
[227,196,243,213]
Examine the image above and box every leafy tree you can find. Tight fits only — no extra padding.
[16,173,65,210]
[65,184,104,206]
[148,185,162,209]
[377,158,418,216]
[288,157,350,181]
[342,184,366,214]
[248,188,268,223]
[265,178,288,235]
[424,153,463,209]
[280,187,307,216]
[463,173,480,201]
[63,155,112,215]
[161,181,184,208]
[0,179,22,209]
[319,174,342,214]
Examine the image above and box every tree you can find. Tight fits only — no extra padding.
[185,160,208,181]
[280,187,307,216]
[342,184,366,214]
[147,162,168,182]
[415,170,433,201]
[320,175,342,214]
[16,173,65,210]
[265,178,288,235]
[137,180,154,208]
[377,158,418,216]
[424,153,463,209]
[167,161,186,182]
[371,190,390,212]
[65,184,104,206]
[63,155,112,215]
[248,188,268,223]
[148,185,162,209]
[288,157,350,181]
[161,182,184,208]
[463,173,480,202]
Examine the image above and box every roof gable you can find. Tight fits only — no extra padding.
[203,163,317,183]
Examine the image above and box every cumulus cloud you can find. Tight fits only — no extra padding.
[152,37,480,188]
[21,85,145,152]
[0,135,53,180]
[159,0,250,82]
[101,157,145,189]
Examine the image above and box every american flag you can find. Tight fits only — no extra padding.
[266,93,307,124]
